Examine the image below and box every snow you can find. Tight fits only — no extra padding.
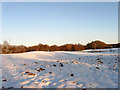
[0,69,1,89]
[2,48,119,88]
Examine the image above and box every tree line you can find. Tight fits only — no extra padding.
[0,40,119,54]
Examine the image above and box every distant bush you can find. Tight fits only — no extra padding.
[72,44,85,51]
[1,40,119,54]
[10,45,27,53]
[2,45,27,54]
[0,44,2,54]
[107,43,120,48]
[59,44,84,51]
[49,45,60,51]
[85,40,108,49]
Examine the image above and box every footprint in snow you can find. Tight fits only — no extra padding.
[57,60,60,62]
[59,63,64,67]
[66,62,69,64]
[36,68,45,72]
[25,71,30,74]
[97,61,103,64]
[28,73,35,76]
[34,62,38,64]
[96,67,100,70]
[2,79,7,82]
[71,81,78,85]
[53,64,56,67]
[22,64,26,66]
[69,74,74,77]
[49,72,52,74]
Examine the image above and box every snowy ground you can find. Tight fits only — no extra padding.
[2,48,119,88]
[0,69,1,89]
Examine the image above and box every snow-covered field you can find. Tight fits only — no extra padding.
[2,48,119,88]
[0,69,1,89]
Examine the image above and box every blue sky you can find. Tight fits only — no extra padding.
[2,2,118,46]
